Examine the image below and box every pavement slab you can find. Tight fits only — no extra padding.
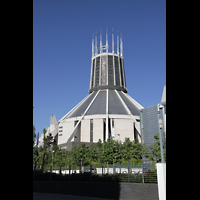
[33,192,114,200]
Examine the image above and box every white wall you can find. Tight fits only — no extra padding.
[93,118,103,142]
[157,163,166,200]
[81,119,90,142]
[58,120,74,145]
[114,118,134,142]
[57,114,140,146]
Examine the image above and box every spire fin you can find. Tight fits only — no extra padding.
[106,27,108,53]
[100,28,102,53]
[92,34,94,57]
[120,33,123,56]
[112,28,114,53]
[95,30,97,55]
[117,30,119,55]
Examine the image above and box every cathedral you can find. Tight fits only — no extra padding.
[39,30,143,150]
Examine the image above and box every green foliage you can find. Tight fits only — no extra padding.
[122,138,133,163]
[43,128,47,150]
[33,136,154,172]
[52,141,59,152]
[38,145,44,152]
[54,150,67,167]
[146,133,166,162]
[33,125,36,146]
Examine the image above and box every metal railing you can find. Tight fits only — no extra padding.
[33,161,157,183]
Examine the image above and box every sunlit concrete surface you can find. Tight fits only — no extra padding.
[33,192,113,200]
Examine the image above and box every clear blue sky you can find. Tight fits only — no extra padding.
[33,0,166,137]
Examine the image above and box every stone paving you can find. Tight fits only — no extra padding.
[33,192,114,200]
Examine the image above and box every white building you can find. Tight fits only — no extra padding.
[42,30,144,150]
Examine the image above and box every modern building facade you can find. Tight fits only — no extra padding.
[140,86,166,162]
[38,30,144,150]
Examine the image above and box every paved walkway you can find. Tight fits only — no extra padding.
[33,192,113,200]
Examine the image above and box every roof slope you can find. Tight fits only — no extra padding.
[60,89,143,121]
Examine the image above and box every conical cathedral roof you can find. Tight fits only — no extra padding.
[60,90,142,121]
[59,30,143,122]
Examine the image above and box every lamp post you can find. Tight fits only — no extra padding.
[117,134,121,174]
[51,150,55,172]
[117,134,120,142]
[157,104,164,163]
[49,150,55,181]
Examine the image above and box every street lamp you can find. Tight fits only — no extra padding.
[157,104,164,163]
[51,150,55,173]
[117,134,120,142]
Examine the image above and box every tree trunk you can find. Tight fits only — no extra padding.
[41,152,45,179]
[128,159,130,181]
[59,165,61,174]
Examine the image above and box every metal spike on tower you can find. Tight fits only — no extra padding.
[89,28,127,93]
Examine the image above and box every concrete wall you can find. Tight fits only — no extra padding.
[93,118,103,142]
[58,114,140,147]
[81,119,90,142]
[114,118,134,142]
[33,181,158,200]
[58,120,74,145]
[157,163,166,200]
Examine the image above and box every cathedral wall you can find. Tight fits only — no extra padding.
[57,120,74,145]
[93,118,104,142]
[81,119,90,142]
[114,118,134,142]
[57,114,140,147]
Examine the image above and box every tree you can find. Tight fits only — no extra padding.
[42,128,47,150]
[37,153,44,168]
[100,139,120,173]
[33,125,36,146]
[52,140,59,152]
[33,146,39,168]
[89,146,98,172]
[121,138,133,165]
[74,144,90,170]
[54,150,67,174]
[147,134,162,163]
[38,145,44,153]
[132,139,148,165]
[96,139,104,164]
[41,128,47,173]
[70,146,79,171]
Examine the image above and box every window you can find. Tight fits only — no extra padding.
[59,134,62,136]
[90,119,93,142]
[59,130,63,132]
[108,55,114,85]
[112,119,114,128]
[103,118,106,141]
[95,57,100,86]
[114,56,120,86]
[101,56,107,86]
[134,126,138,140]
[74,120,78,127]
[59,126,63,129]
